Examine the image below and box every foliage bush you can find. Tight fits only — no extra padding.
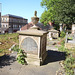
[17,49,27,65]
[64,56,75,75]
[60,31,66,38]
[61,40,65,46]
[58,46,65,52]
[12,45,27,65]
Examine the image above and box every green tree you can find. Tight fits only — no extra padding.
[40,0,75,25]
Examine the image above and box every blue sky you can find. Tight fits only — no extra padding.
[0,0,45,22]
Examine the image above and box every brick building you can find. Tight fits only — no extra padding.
[1,14,28,33]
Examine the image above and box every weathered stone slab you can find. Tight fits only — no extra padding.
[21,37,38,51]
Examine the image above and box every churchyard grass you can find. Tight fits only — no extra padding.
[0,33,19,56]
[58,39,75,75]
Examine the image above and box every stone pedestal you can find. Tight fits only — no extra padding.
[48,28,59,40]
[17,26,48,66]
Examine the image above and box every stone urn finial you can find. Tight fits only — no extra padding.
[31,11,39,25]
[34,11,37,17]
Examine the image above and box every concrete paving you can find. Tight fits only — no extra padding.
[0,54,61,75]
[0,50,65,75]
[0,40,65,75]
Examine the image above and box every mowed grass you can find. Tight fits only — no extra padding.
[0,33,19,56]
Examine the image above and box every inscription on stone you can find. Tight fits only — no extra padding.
[21,37,38,51]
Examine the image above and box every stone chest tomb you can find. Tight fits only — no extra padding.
[17,11,48,66]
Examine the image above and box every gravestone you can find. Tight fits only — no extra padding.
[17,11,48,66]
[65,32,75,49]
[59,23,63,32]
[65,32,68,43]
[48,28,59,40]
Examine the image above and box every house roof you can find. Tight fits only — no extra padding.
[48,28,59,32]
[21,22,53,31]
[2,14,27,20]
[21,22,33,30]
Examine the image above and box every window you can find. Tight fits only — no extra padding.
[13,25,18,28]
[13,25,16,28]
[13,25,14,28]
[3,18,4,22]
[19,25,21,28]
[3,25,4,27]
[6,18,7,22]
[6,25,7,27]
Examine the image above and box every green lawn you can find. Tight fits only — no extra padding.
[0,33,19,56]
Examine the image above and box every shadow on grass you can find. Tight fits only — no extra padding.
[0,54,16,68]
[43,50,66,65]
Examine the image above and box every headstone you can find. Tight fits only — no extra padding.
[65,32,68,43]
[65,32,75,49]
[48,28,59,40]
[59,23,63,32]
[49,32,52,40]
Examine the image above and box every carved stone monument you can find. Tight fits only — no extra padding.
[48,28,59,40]
[17,11,48,66]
